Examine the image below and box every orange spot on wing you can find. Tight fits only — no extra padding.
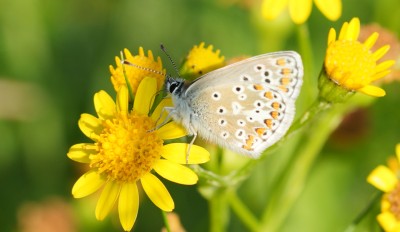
[255,128,266,136]
[264,119,273,128]
[264,91,273,99]
[272,102,280,110]
[280,68,292,75]
[242,135,255,151]
[253,84,264,90]
[276,58,286,66]
[280,77,290,85]
[279,86,289,92]
[270,111,279,119]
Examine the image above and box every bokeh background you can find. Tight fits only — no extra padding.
[1,0,399,231]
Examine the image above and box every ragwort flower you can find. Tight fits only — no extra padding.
[110,48,166,94]
[367,144,400,232]
[262,0,342,24]
[319,17,395,102]
[67,77,210,231]
[180,42,225,80]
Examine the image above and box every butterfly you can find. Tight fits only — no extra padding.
[164,51,303,158]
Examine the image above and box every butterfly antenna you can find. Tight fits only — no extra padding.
[121,60,166,77]
[120,51,167,77]
[160,44,181,77]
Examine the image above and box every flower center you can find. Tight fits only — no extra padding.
[388,182,400,219]
[325,40,376,89]
[90,112,163,182]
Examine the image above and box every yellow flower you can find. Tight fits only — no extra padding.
[319,18,395,102]
[262,0,342,24]
[109,48,166,94]
[67,77,210,231]
[180,42,225,80]
[367,144,400,232]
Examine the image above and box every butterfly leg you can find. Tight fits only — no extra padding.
[185,124,198,164]
[148,107,173,132]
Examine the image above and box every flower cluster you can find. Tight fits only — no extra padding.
[319,17,395,102]
[68,48,211,231]
[368,144,400,231]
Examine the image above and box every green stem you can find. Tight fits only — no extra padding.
[195,99,330,232]
[296,23,316,108]
[287,99,331,135]
[205,147,230,232]
[228,191,260,232]
[209,189,229,232]
[259,103,349,231]
[191,165,230,187]
[343,191,382,232]
[120,51,135,101]
[161,211,171,232]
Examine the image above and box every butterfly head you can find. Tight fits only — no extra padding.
[166,76,185,96]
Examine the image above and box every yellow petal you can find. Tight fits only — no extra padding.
[114,56,122,68]
[117,85,129,114]
[134,77,157,115]
[153,159,198,185]
[124,48,134,60]
[147,49,155,61]
[338,22,348,40]
[381,196,391,211]
[387,156,400,174]
[261,0,289,20]
[162,143,210,164]
[78,114,102,141]
[94,90,116,120]
[396,144,400,162]
[367,165,397,192]
[370,70,391,82]
[374,60,395,74]
[363,32,379,49]
[150,98,173,125]
[314,0,341,21]
[118,182,139,231]
[288,0,312,24]
[96,181,121,220]
[157,122,187,140]
[372,45,391,61]
[358,85,386,97]
[72,170,105,198]
[138,47,145,57]
[141,173,174,211]
[327,28,337,46]
[67,143,97,163]
[344,17,360,40]
[377,212,400,232]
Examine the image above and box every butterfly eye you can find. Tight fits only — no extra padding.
[168,82,180,93]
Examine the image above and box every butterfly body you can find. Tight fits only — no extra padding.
[166,51,303,158]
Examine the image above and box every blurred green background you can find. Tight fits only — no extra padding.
[0,0,399,231]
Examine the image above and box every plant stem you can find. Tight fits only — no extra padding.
[296,23,316,108]
[120,51,135,101]
[259,103,350,231]
[228,191,260,232]
[343,191,382,232]
[161,211,171,232]
[193,98,330,188]
[209,189,229,232]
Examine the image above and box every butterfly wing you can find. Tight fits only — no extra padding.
[183,51,303,157]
